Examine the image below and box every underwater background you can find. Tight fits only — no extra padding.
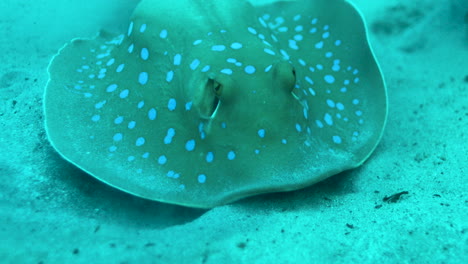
[0,0,466,262]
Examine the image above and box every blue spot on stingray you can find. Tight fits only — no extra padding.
[315,41,324,49]
[212,45,226,51]
[258,129,265,138]
[158,155,167,165]
[140,23,147,33]
[324,75,335,83]
[114,116,124,124]
[106,84,118,92]
[294,34,304,41]
[264,48,275,55]
[91,115,100,122]
[245,65,256,74]
[247,27,257,35]
[221,69,233,75]
[116,63,125,73]
[140,48,149,60]
[185,101,193,110]
[333,135,342,144]
[138,72,148,85]
[324,113,333,125]
[128,44,134,53]
[136,137,145,146]
[95,100,106,109]
[160,29,168,38]
[288,40,299,50]
[308,87,316,96]
[128,121,136,129]
[106,58,115,66]
[113,133,123,141]
[198,123,206,139]
[227,151,236,160]
[201,65,210,72]
[127,21,134,36]
[148,108,157,120]
[295,123,302,132]
[336,103,345,110]
[198,174,206,183]
[185,139,196,151]
[206,152,214,163]
[166,71,174,82]
[258,17,267,27]
[190,59,200,70]
[174,54,182,65]
[117,89,129,99]
[168,98,176,111]
[164,128,175,144]
[231,42,243,49]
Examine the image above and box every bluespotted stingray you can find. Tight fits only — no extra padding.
[44,0,387,208]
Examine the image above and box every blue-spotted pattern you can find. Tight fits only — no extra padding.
[44,0,387,208]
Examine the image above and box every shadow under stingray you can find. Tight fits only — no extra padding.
[235,167,361,213]
[44,148,207,229]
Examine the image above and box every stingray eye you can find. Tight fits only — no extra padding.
[291,68,297,91]
[214,82,223,97]
[274,61,297,94]
[193,78,223,119]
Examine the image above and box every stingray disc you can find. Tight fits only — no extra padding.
[44,0,387,208]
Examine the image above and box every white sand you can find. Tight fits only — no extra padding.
[0,0,466,263]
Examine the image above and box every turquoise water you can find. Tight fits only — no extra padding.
[0,0,466,263]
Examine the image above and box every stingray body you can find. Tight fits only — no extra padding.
[44,0,387,208]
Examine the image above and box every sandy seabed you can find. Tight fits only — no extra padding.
[0,0,466,263]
